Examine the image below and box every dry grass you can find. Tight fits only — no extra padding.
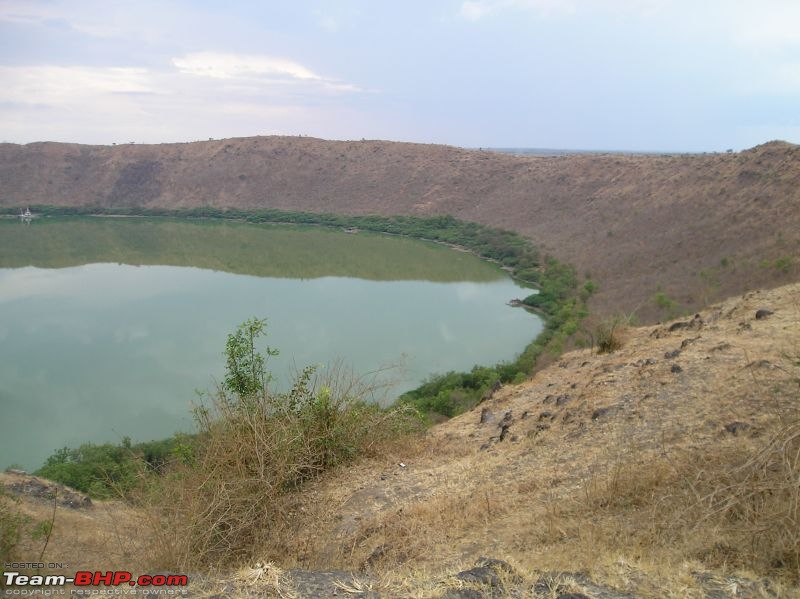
[267,283,800,597]
[140,362,422,571]
[0,474,149,578]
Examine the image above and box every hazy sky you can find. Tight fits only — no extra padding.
[1,0,798,150]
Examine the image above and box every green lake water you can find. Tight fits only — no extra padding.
[0,218,541,471]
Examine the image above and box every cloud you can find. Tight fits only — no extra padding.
[457,0,669,21]
[0,1,63,25]
[0,0,142,39]
[0,53,361,113]
[172,52,321,81]
[458,0,582,21]
[0,66,154,105]
[171,52,365,97]
[0,53,366,144]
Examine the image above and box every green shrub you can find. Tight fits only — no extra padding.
[652,291,681,320]
[35,436,191,498]
[774,256,793,274]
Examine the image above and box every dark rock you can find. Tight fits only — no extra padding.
[710,342,731,352]
[476,557,523,583]
[499,411,513,426]
[499,424,511,442]
[447,559,523,597]
[755,308,774,320]
[538,411,553,421]
[63,494,92,509]
[543,394,554,404]
[480,407,494,424]
[580,361,590,367]
[440,590,485,599]
[724,421,751,435]
[535,423,550,432]
[456,567,500,588]
[521,411,529,420]
[592,406,620,420]
[555,394,571,406]
[6,476,92,509]
[664,349,681,359]
[670,364,683,373]
[669,314,703,331]
[680,336,700,348]
[479,380,503,403]
[633,358,656,367]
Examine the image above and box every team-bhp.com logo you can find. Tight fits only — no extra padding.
[4,571,188,592]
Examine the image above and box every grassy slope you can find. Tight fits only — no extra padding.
[270,281,800,596]
[1,137,799,321]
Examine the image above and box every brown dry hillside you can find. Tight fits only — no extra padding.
[1,137,799,321]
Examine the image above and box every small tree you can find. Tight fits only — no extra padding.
[222,318,278,400]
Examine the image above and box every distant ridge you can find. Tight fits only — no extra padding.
[482,147,680,156]
[1,135,798,321]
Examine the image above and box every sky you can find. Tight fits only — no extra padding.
[0,0,799,151]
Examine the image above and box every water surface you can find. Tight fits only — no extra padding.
[0,218,540,470]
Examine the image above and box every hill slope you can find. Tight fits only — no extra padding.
[1,137,799,320]
[280,282,800,593]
